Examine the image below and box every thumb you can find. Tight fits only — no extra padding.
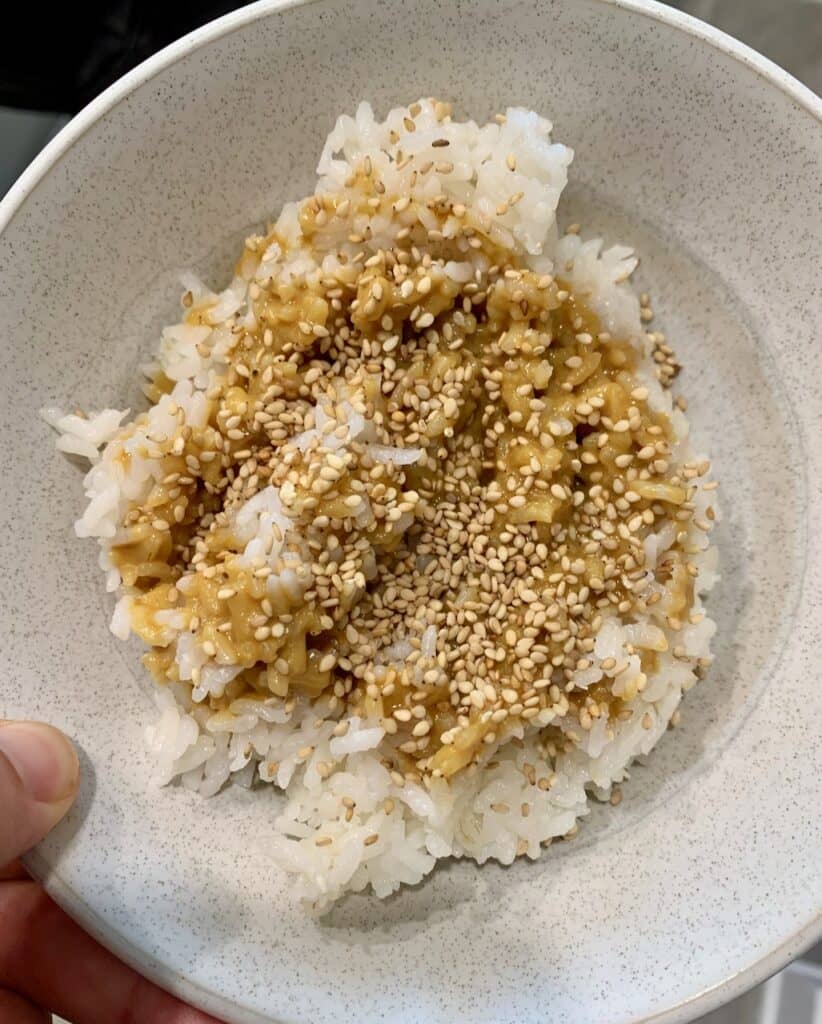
[0,722,79,866]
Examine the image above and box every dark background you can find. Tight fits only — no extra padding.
[0,3,248,112]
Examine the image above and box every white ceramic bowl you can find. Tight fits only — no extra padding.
[1,1,820,1021]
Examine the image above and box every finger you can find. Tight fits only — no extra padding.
[0,879,224,1023]
[0,722,79,864]
[0,860,27,882]
[0,989,51,1023]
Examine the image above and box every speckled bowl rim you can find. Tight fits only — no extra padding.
[2,1,820,1022]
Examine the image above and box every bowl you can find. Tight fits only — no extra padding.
[1,1,820,1021]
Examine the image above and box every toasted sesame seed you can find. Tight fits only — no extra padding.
[108,102,714,832]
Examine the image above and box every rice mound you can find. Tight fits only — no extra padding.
[46,99,718,911]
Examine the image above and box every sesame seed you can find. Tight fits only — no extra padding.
[109,103,714,830]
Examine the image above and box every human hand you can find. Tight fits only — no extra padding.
[0,720,224,1023]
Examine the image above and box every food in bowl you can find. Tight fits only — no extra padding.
[46,99,718,909]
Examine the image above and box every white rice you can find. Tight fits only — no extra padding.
[45,99,718,911]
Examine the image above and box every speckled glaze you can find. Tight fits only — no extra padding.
[0,1,820,1021]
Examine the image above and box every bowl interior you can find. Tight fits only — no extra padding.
[0,1,820,1023]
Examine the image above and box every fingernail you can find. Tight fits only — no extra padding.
[0,722,79,803]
